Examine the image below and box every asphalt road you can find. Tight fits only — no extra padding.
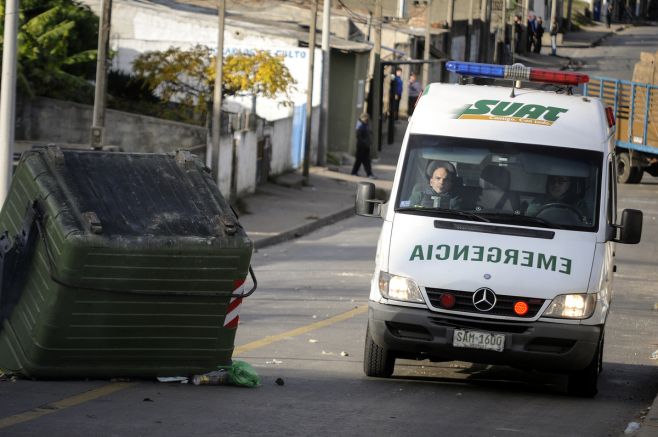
[1,178,657,437]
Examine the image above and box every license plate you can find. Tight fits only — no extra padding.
[453,329,505,352]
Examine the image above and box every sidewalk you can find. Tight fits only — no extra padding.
[237,121,402,249]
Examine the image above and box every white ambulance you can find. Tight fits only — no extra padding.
[355,61,643,397]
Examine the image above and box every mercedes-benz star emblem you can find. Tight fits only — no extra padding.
[472,287,497,312]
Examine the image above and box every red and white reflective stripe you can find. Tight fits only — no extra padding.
[223,278,246,329]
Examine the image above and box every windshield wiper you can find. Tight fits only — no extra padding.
[478,213,565,229]
[396,207,490,222]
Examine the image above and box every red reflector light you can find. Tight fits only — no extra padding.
[440,293,456,309]
[514,301,529,316]
[605,107,616,127]
[528,69,589,85]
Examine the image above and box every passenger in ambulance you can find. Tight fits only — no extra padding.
[408,161,462,209]
[526,175,587,222]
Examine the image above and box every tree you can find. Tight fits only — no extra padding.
[132,45,296,123]
[0,0,99,102]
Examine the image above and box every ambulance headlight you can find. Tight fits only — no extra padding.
[542,293,596,319]
[378,272,424,303]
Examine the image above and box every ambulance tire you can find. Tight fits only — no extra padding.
[364,323,395,378]
[567,334,603,397]
[617,153,642,184]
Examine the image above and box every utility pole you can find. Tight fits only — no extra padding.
[318,0,331,167]
[522,0,530,54]
[478,0,489,62]
[494,0,506,63]
[465,0,474,61]
[212,0,226,185]
[447,0,455,28]
[371,0,382,152]
[566,0,574,30]
[422,0,431,87]
[0,0,18,204]
[91,0,112,150]
[550,0,558,24]
[303,0,318,182]
[445,0,454,75]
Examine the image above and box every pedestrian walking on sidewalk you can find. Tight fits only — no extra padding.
[606,3,613,27]
[526,13,537,52]
[534,17,544,53]
[407,72,422,117]
[351,113,376,179]
[392,68,403,120]
[550,19,559,56]
[513,15,523,53]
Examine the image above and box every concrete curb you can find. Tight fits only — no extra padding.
[635,394,658,437]
[253,206,355,250]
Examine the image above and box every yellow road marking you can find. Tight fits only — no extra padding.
[0,305,367,429]
[234,305,368,356]
[0,382,134,429]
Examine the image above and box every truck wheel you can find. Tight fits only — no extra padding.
[617,153,642,184]
[363,322,395,377]
[628,168,644,184]
[567,334,603,397]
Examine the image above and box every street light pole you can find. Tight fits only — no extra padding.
[303,0,318,182]
[91,0,112,150]
[212,0,226,186]
[0,0,19,204]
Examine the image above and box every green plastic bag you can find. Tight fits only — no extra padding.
[226,360,260,388]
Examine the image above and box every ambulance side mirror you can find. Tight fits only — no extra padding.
[355,182,383,218]
[614,209,642,244]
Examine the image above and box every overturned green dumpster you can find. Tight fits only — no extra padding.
[0,147,255,378]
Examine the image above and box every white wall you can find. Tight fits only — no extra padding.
[269,117,293,175]
[237,131,259,195]
[83,0,322,122]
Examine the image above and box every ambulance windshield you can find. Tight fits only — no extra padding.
[396,135,603,230]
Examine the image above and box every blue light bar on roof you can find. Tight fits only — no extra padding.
[446,61,589,85]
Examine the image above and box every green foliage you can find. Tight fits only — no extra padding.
[0,0,98,102]
[132,45,296,122]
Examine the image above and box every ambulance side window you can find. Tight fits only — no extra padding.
[607,158,617,225]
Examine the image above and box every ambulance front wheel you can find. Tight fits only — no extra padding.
[617,152,643,184]
[364,322,395,378]
[567,333,603,397]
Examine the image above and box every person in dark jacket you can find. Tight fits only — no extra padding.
[392,68,403,120]
[533,17,545,53]
[351,113,376,179]
[526,14,537,52]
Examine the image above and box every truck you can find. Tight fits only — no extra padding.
[355,61,643,397]
[584,77,658,183]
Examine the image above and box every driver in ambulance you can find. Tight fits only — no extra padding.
[525,175,586,218]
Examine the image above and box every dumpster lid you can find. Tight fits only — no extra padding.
[45,149,237,237]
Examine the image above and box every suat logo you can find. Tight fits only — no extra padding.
[472,287,497,312]
[455,99,569,126]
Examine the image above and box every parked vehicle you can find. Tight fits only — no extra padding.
[356,61,643,397]
[585,77,658,183]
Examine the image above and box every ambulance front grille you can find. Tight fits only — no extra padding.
[425,288,545,318]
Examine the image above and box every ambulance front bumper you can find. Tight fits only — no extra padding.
[368,301,602,372]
